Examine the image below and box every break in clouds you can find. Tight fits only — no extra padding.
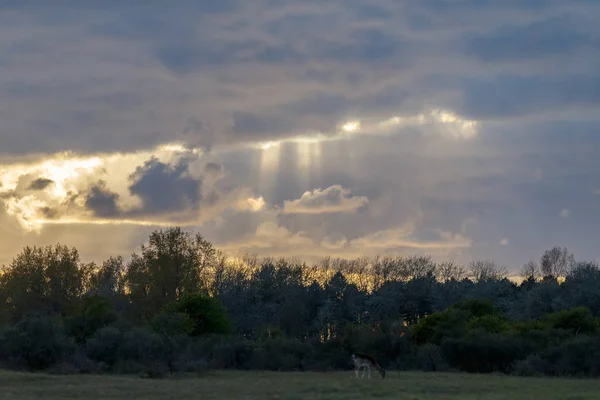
[1,0,600,270]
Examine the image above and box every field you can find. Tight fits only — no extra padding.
[1,370,600,400]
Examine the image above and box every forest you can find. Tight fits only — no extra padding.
[0,226,598,378]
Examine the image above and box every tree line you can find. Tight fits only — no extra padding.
[0,227,598,377]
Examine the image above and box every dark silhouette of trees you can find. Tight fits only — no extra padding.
[540,246,575,279]
[0,228,599,377]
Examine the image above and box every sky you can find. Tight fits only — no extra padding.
[1,1,600,273]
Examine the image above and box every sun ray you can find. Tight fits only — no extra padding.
[258,141,281,198]
[0,108,479,232]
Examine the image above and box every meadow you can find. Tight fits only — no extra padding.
[1,370,600,400]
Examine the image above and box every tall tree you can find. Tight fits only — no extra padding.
[540,246,575,279]
[0,244,90,320]
[468,259,508,282]
[124,227,219,319]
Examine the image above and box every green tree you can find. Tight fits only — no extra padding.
[0,244,91,321]
[88,255,126,298]
[124,227,220,319]
[64,295,117,343]
[164,293,233,336]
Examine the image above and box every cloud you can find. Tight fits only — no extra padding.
[282,185,368,214]
[347,226,472,253]
[1,0,600,271]
[28,178,54,191]
[219,215,472,262]
[85,181,120,218]
[459,74,600,119]
[127,157,201,215]
[0,143,263,233]
[462,15,594,62]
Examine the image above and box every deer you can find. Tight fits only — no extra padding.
[351,352,386,380]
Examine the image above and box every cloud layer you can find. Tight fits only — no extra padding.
[1,0,600,271]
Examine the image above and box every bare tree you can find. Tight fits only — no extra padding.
[468,259,508,282]
[404,255,437,279]
[520,260,540,281]
[540,246,575,279]
[437,260,468,282]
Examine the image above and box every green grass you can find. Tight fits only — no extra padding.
[1,370,600,399]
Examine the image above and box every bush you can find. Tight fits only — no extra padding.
[0,313,75,370]
[164,294,233,336]
[206,336,255,369]
[151,312,194,336]
[171,337,210,374]
[467,315,509,333]
[412,344,450,372]
[452,299,500,317]
[411,309,470,345]
[86,326,123,368]
[64,296,117,344]
[441,330,526,373]
[511,354,549,377]
[248,338,310,371]
[541,336,600,377]
[119,327,170,364]
[542,307,599,336]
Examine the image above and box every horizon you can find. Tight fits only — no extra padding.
[2,1,600,273]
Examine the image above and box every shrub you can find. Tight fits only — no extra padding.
[542,307,598,336]
[86,326,123,368]
[64,296,117,344]
[411,309,470,345]
[412,344,450,372]
[511,354,549,377]
[164,294,233,336]
[151,312,194,336]
[541,335,600,377]
[441,330,526,373]
[0,313,75,370]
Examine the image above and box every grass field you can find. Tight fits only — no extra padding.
[1,370,599,399]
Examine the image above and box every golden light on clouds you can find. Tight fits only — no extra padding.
[377,109,478,139]
[35,217,174,227]
[340,120,361,133]
[247,197,266,212]
[0,107,479,266]
[249,108,479,196]
[4,195,47,231]
[0,142,206,232]
[252,108,480,151]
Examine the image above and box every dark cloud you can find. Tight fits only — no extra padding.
[281,93,348,117]
[230,112,294,142]
[459,74,600,119]
[28,178,53,191]
[1,0,599,155]
[155,39,260,76]
[38,206,59,219]
[316,28,413,66]
[128,157,202,214]
[203,162,222,175]
[462,15,593,62]
[84,181,120,218]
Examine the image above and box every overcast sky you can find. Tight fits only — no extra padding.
[1,0,600,273]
